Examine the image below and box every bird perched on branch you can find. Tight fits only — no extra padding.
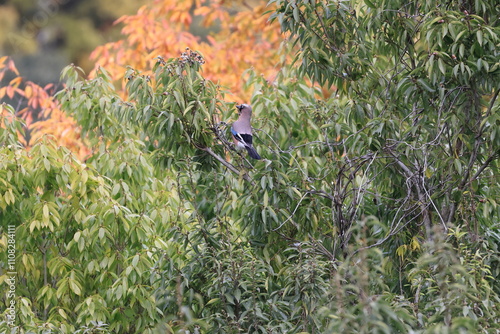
[231,104,261,160]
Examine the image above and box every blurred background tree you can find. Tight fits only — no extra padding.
[0,0,148,84]
[0,0,284,156]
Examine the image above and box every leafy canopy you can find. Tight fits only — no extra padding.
[1,0,500,333]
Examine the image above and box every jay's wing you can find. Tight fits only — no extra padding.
[231,127,253,147]
[231,126,261,160]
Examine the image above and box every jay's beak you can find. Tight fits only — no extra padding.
[236,104,243,113]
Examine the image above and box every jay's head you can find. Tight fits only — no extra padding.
[236,104,252,116]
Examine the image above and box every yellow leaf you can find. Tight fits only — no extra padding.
[24,85,33,98]
[396,245,407,258]
[410,237,421,251]
[9,76,22,88]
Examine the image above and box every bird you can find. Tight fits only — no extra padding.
[231,104,261,160]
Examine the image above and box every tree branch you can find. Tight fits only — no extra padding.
[471,150,499,182]
[200,146,255,185]
[386,147,433,237]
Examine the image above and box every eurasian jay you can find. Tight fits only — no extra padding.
[231,104,261,160]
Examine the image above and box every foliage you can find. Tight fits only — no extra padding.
[0,105,170,333]
[1,0,500,333]
[409,226,500,332]
[1,0,285,156]
[0,56,89,157]
[90,0,286,101]
[269,0,500,239]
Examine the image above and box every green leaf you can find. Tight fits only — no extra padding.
[69,279,81,296]
[99,227,105,240]
[477,30,483,46]
[43,204,49,220]
[438,58,446,75]
[58,308,68,319]
[132,254,140,267]
[417,79,435,92]
[112,183,121,196]
[293,7,300,22]
[207,298,220,305]
[364,0,376,8]
[43,158,51,172]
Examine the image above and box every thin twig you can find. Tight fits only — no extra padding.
[200,147,255,186]
[273,192,308,231]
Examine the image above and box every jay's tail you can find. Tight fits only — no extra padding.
[245,146,261,160]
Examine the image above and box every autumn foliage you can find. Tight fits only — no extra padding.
[91,0,284,101]
[0,56,90,158]
[1,0,283,158]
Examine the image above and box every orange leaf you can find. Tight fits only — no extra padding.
[30,97,39,109]
[194,6,211,16]
[0,56,7,69]
[6,86,15,99]
[9,76,23,88]
[7,59,19,75]
[24,85,33,98]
